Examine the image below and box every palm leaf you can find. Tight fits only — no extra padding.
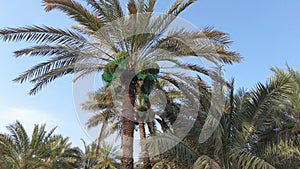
[144,132,198,165]
[14,45,79,57]
[230,145,276,169]
[193,155,221,169]
[43,0,103,31]
[0,25,86,45]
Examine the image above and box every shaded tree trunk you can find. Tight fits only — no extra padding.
[147,121,156,134]
[156,118,169,132]
[96,121,107,155]
[139,121,152,169]
[135,80,153,169]
[147,101,156,135]
[121,79,135,169]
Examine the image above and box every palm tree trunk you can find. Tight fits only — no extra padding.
[156,118,169,132]
[121,80,135,169]
[147,102,156,135]
[138,121,152,169]
[147,121,156,134]
[96,121,107,155]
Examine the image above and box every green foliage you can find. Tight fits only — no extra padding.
[81,140,121,169]
[102,51,129,86]
[193,155,221,169]
[0,121,81,169]
[102,60,119,86]
[0,67,299,169]
[145,67,300,169]
[101,51,160,107]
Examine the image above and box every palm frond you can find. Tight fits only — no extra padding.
[28,64,74,95]
[86,0,124,21]
[6,121,29,152]
[14,45,80,57]
[86,110,115,129]
[161,58,210,76]
[13,54,77,93]
[43,0,103,31]
[144,132,198,165]
[0,25,86,45]
[240,73,293,139]
[153,28,241,64]
[107,0,124,19]
[150,0,197,37]
[230,146,276,169]
[82,89,114,112]
[193,155,221,169]
[259,136,300,168]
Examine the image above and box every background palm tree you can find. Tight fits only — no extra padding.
[145,67,300,169]
[0,0,240,168]
[44,135,82,169]
[0,121,81,169]
[221,67,299,169]
[81,140,121,169]
[82,87,121,149]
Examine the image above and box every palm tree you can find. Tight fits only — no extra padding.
[82,88,121,150]
[222,68,299,169]
[271,65,300,126]
[44,135,82,169]
[144,77,212,168]
[0,0,240,168]
[223,75,298,169]
[81,140,121,169]
[146,67,300,169]
[255,66,300,168]
[0,121,81,169]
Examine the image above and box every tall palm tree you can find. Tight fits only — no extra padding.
[0,0,240,168]
[0,121,81,169]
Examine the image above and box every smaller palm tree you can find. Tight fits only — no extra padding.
[81,140,121,169]
[82,87,121,146]
[43,135,82,169]
[0,121,81,169]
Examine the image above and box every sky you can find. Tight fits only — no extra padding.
[1,0,300,149]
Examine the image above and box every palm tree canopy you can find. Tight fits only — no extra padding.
[81,140,121,169]
[0,0,240,95]
[0,121,81,169]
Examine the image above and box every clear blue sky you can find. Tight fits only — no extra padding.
[1,0,300,148]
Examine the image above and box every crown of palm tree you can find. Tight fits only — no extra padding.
[0,121,81,169]
[0,0,240,96]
